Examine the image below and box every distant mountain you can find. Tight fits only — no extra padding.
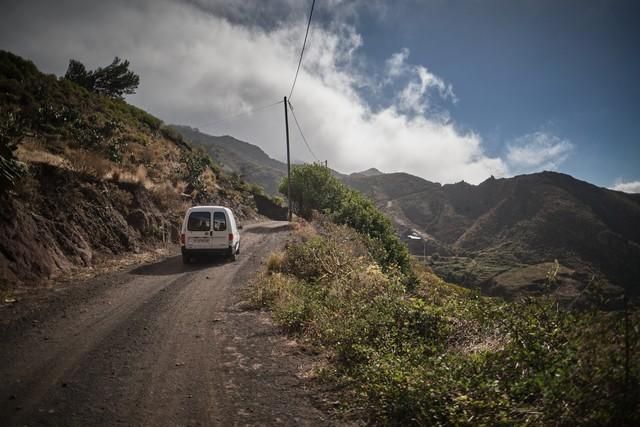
[350,168,384,177]
[172,126,348,195]
[170,127,640,302]
[171,126,288,195]
[345,171,640,301]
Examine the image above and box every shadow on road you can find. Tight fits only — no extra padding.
[243,223,292,234]
[129,255,230,276]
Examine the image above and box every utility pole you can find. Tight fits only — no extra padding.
[423,240,426,266]
[284,96,292,222]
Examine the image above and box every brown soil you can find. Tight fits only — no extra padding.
[0,221,339,426]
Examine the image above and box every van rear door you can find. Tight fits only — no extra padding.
[210,210,230,249]
[185,210,212,249]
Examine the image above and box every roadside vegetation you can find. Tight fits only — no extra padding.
[254,164,640,425]
[279,163,414,281]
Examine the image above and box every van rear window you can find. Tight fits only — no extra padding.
[213,211,227,231]
[187,212,211,231]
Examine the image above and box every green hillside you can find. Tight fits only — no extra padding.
[0,51,258,288]
[171,125,288,196]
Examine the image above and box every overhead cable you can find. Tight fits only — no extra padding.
[288,0,316,101]
[288,100,319,162]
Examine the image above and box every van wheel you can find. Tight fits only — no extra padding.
[228,248,237,262]
[182,253,190,264]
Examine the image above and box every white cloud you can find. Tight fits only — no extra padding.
[384,48,456,115]
[0,0,506,184]
[385,48,409,77]
[506,132,573,174]
[397,65,456,115]
[611,180,640,193]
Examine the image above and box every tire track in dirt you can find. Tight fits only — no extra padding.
[0,221,335,426]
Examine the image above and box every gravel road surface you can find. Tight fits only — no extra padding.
[0,221,334,426]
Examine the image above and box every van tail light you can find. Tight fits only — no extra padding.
[228,233,233,242]
[180,233,185,245]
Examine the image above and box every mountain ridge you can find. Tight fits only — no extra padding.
[171,125,287,195]
[170,126,639,300]
[346,169,640,300]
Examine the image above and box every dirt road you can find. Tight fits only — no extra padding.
[0,221,333,426]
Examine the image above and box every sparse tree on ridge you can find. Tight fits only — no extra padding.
[64,57,139,99]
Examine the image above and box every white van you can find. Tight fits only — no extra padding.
[180,206,241,264]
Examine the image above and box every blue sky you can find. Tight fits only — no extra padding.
[1,0,638,190]
[344,0,640,188]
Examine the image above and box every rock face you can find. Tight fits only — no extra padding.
[126,209,151,235]
[0,163,263,287]
[0,165,168,286]
[344,171,640,299]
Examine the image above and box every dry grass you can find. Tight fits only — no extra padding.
[104,164,153,188]
[151,181,186,213]
[202,168,218,191]
[135,164,148,184]
[16,142,68,168]
[174,180,188,195]
[125,137,182,182]
[65,148,112,178]
[250,272,301,309]
[292,220,317,241]
[265,251,286,273]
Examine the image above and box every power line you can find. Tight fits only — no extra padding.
[195,99,283,129]
[288,0,316,101]
[288,100,319,162]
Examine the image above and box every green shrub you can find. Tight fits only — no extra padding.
[252,223,640,425]
[180,150,210,191]
[279,164,413,279]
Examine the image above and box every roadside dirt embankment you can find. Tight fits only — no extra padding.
[0,163,185,288]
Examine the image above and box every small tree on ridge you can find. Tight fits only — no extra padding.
[64,57,139,99]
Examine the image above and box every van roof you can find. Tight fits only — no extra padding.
[188,206,230,212]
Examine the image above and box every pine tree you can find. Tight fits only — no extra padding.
[64,57,139,99]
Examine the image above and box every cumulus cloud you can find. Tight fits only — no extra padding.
[397,65,456,115]
[0,0,505,184]
[385,48,410,77]
[610,180,640,193]
[506,132,574,174]
[384,48,456,115]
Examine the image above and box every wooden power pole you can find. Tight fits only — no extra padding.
[284,96,292,222]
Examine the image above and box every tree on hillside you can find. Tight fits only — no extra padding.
[64,57,139,99]
[278,163,345,219]
[280,163,414,278]
[64,60,90,88]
